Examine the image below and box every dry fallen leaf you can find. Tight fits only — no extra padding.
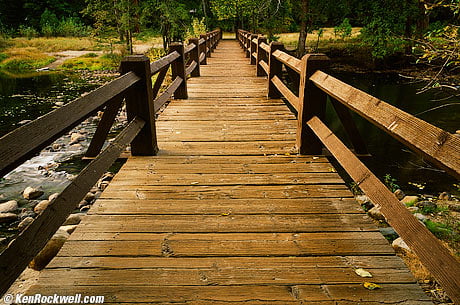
[363,282,381,290]
[355,268,373,278]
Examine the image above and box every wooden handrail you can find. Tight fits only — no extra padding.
[150,51,180,75]
[153,76,183,112]
[259,42,270,53]
[0,116,145,296]
[0,71,140,178]
[271,75,299,111]
[272,49,301,74]
[0,29,222,296]
[240,28,460,302]
[184,43,196,55]
[307,116,460,305]
[310,70,460,178]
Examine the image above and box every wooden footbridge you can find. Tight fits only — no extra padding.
[1,30,460,304]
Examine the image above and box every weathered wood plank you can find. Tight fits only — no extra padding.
[88,198,363,215]
[271,75,299,111]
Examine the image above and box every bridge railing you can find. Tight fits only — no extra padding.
[238,29,460,304]
[0,29,221,296]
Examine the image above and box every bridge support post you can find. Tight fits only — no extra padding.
[169,43,188,99]
[245,33,250,58]
[250,34,258,65]
[256,36,267,76]
[189,38,200,77]
[200,34,207,65]
[120,55,158,155]
[267,42,284,98]
[297,54,330,154]
[206,33,212,57]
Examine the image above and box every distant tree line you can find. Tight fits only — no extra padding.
[0,0,458,64]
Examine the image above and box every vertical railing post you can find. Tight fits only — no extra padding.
[206,33,211,57]
[256,36,267,76]
[200,34,207,65]
[169,43,188,99]
[267,42,284,98]
[245,33,250,58]
[297,54,330,154]
[120,55,158,155]
[189,37,200,77]
[250,34,258,65]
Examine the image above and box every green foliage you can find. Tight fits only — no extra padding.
[18,25,39,39]
[383,174,400,192]
[425,219,457,241]
[334,18,352,39]
[419,204,448,215]
[185,18,207,41]
[40,9,59,37]
[57,17,90,37]
[61,53,120,71]
[349,182,363,195]
[0,53,8,62]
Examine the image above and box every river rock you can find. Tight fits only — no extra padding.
[63,213,83,225]
[52,144,62,151]
[379,227,397,237]
[60,225,78,234]
[401,195,419,206]
[79,205,90,212]
[0,200,18,213]
[407,206,419,213]
[34,200,50,214]
[438,192,451,201]
[392,237,411,253]
[78,200,88,208]
[416,200,437,210]
[101,172,114,182]
[55,102,64,107]
[18,209,36,220]
[98,181,109,191]
[355,195,370,205]
[29,230,70,270]
[393,189,405,200]
[48,193,59,202]
[448,203,460,212]
[18,217,34,231]
[84,192,96,202]
[368,206,385,221]
[69,132,85,144]
[0,213,18,223]
[413,213,427,223]
[23,187,44,200]
[18,119,32,125]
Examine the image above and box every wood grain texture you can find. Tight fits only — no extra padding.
[311,70,460,178]
[25,40,431,304]
[307,116,459,304]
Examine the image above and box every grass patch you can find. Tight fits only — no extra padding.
[278,27,362,49]
[61,53,122,71]
[0,47,55,71]
[425,219,458,241]
[10,37,103,52]
[419,204,448,215]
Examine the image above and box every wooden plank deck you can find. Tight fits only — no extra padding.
[27,40,431,304]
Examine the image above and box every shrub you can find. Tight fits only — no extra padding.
[18,25,39,39]
[334,18,352,40]
[57,18,90,37]
[40,9,59,37]
[185,18,207,41]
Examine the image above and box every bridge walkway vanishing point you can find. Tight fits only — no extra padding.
[27,40,432,304]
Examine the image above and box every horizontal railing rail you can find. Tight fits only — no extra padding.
[238,29,460,304]
[0,28,221,296]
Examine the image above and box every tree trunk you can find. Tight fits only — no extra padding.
[415,1,429,38]
[296,0,309,58]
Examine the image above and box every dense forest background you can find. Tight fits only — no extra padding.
[0,0,458,63]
